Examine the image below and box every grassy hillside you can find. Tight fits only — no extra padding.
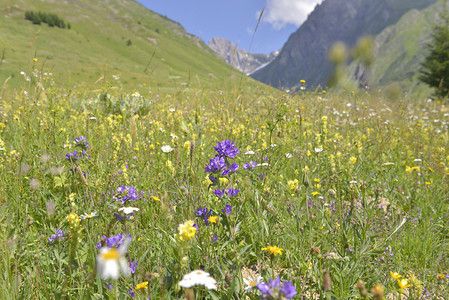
[348,0,448,95]
[0,0,256,91]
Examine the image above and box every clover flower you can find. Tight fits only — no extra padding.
[178,270,217,290]
[214,140,240,158]
[96,236,131,280]
[256,276,297,299]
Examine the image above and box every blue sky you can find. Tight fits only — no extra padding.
[136,0,323,54]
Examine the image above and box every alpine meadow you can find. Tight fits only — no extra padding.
[1,0,449,299]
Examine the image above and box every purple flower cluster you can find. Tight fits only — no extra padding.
[115,185,140,204]
[48,229,64,243]
[243,161,257,170]
[66,137,90,162]
[221,204,232,215]
[205,140,240,175]
[257,276,297,299]
[75,136,89,150]
[95,233,131,249]
[213,188,240,198]
[214,140,240,158]
[195,206,213,225]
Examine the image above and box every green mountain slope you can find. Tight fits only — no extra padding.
[0,0,250,90]
[349,0,449,95]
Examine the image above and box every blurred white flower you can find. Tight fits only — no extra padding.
[118,207,139,215]
[245,150,255,155]
[243,276,263,293]
[314,147,323,153]
[161,145,174,153]
[285,153,293,158]
[178,270,217,290]
[80,211,97,219]
[96,236,131,280]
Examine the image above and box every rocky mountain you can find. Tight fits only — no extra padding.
[348,0,449,94]
[251,0,437,90]
[208,37,279,75]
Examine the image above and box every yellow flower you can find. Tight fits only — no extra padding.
[151,196,160,201]
[312,191,319,196]
[390,271,402,279]
[136,281,149,289]
[349,156,357,164]
[33,58,37,62]
[397,278,411,289]
[176,220,197,242]
[262,245,283,256]
[208,216,218,223]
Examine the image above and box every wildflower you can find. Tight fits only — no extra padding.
[256,276,297,299]
[222,163,239,175]
[227,188,240,197]
[129,260,138,274]
[213,189,226,197]
[178,270,217,290]
[314,147,323,153]
[96,236,131,280]
[262,245,283,256]
[80,211,97,219]
[204,156,227,173]
[397,278,411,289]
[371,284,384,300]
[195,206,212,219]
[208,216,218,224]
[48,229,64,243]
[243,161,257,170]
[221,204,232,215]
[244,276,263,293]
[65,150,79,162]
[115,185,140,204]
[151,195,160,201]
[129,288,135,297]
[349,156,357,164]
[176,220,197,242]
[118,207,140,214]
[214,140,240,158]
[74,136,89,150]
[136,281,148,289]
[96,233,130,249]
[161,145,174,153]
[390,271,402,279]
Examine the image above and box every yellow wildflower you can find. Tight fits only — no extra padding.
[262,245,283,256]
[390,271,401,279]
[397,278,410,289]
[208,216,218,224]
[176,220,197,242]
[136,281,149,289]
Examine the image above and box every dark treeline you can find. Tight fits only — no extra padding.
[25,11,70,29]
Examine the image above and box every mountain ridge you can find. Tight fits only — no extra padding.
[251,0,437,90]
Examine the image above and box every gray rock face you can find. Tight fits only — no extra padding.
[208,38,279,75]
[250,0,437,89]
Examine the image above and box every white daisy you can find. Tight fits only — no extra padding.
[79,211,97,219]
[178,270,217,290]
[161,145,174,153]
[118,207,139,215]
[243,276,263,293]
[96,236,131,280]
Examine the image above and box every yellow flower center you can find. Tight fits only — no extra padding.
[101,248,119,260]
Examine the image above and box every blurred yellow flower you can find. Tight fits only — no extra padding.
[262,245,283,256]
[390,271,401,279]
[136,281,149,289]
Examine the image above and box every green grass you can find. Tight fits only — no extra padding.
[0,66,449,299]
[0,0,259,91]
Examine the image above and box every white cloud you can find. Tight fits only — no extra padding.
[263,0,323,29]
